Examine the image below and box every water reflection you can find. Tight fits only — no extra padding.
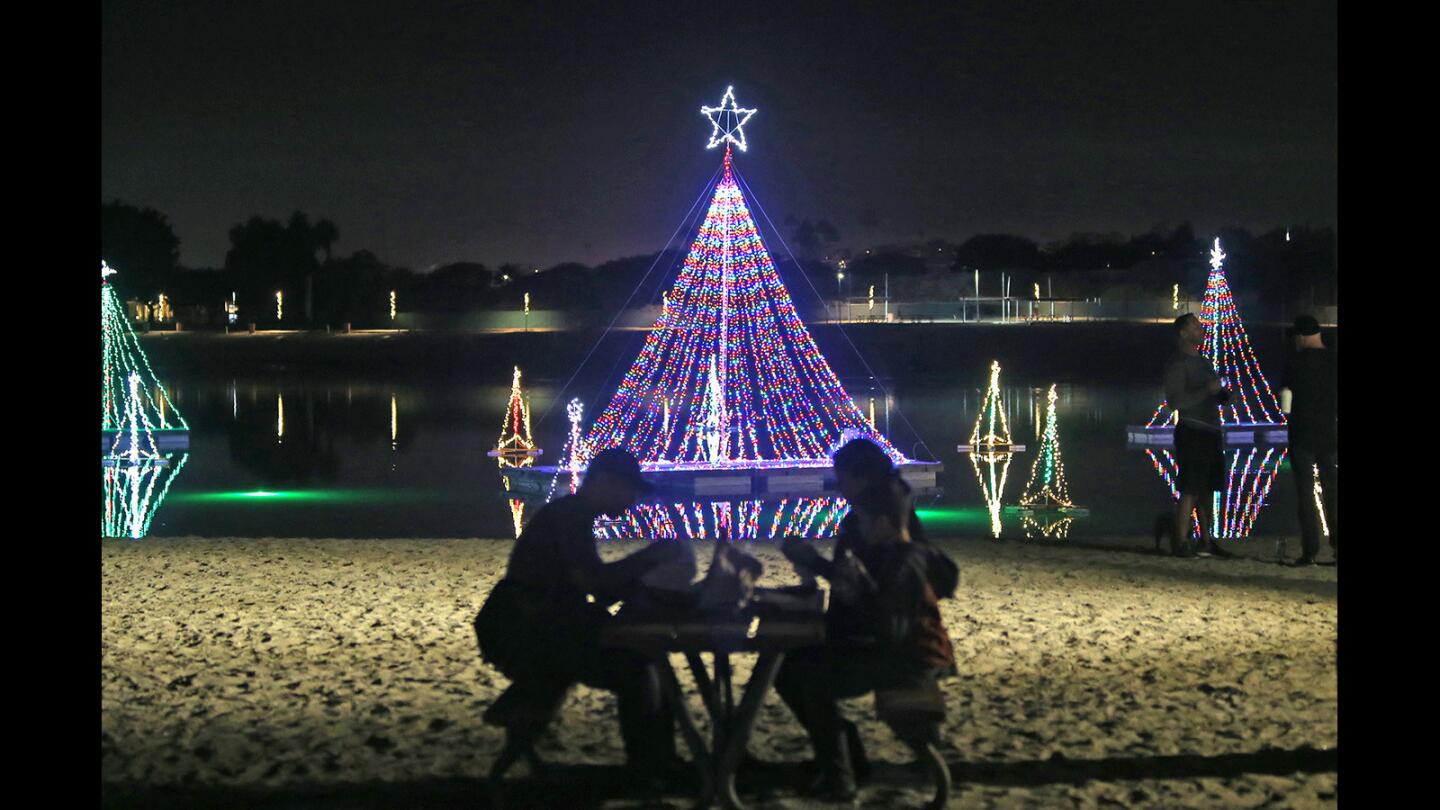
[1022,513,1074,540]
[222,387,417,485]
[591,497,849,540]
[102,454,189,539]
[1144,446,1286,539]
[968,450,1014,538]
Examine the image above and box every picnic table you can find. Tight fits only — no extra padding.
[600,585,826,810]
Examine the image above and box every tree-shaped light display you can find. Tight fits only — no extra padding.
[102,261,188,455]
[960,360,1025,452]
[1146,238,1285,429]
[583,88,902,469]
[1145,446,1286,540]
[488,366,542,468]
[1017,385,1076,510]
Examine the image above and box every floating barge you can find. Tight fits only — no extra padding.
[102,428,190,455]
[503,458,942,499]
[1124,423,1287,447]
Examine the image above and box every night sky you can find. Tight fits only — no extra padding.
[101,1,1337,272]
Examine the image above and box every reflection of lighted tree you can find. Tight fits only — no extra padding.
[102,454,189,539]
[501,475,526,539]
[1145,446,1286,540]
[968,450,1013,538]
[593,498,849,540]
[1022,514,1073,540]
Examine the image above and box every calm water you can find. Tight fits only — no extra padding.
[109,372,1303,542]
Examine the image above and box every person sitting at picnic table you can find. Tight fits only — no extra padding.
[778,475,958,801]
[474,447,689,786]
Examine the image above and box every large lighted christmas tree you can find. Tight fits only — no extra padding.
[1146,238,1285,428]
[102,261,187,455]
[584,87,902,468]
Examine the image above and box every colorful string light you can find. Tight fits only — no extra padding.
[101,262,188,452]
[584,147,903,467]
[593,497,848,541]
[489,367,542,467]
[1147,238,1284,428]
[1019,385,1075,509]
[1144,445,1286,539]
[102,453,189,539]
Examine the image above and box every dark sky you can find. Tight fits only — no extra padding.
[101,0,1337,271]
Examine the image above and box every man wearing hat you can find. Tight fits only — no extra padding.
[475,447,684,779]
[1281,315,1338,566]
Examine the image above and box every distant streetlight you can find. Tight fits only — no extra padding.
[389,290,397,321]
[275,291,283,321]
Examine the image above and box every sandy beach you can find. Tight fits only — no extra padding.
[102,536,1336,808]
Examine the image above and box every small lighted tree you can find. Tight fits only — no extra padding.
[1019,385,1075,509]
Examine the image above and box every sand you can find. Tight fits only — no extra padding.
[102,536,1337,808]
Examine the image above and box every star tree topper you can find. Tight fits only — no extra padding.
[701,85,757,152]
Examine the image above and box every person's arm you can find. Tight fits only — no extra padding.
[561,527,671,601]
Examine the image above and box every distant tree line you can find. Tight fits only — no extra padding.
[100,199,1337,328]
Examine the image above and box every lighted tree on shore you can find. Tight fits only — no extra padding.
[1146,238,1285,428]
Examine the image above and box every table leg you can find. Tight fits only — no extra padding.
[714,651,785,810]
[686,651,722,721]
[713,653,734,755]
[657,657,714,808]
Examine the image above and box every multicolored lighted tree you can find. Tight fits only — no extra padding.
[488,367,542,468]
[1146,238,1285,428]
[584,88,901,469]
[102,261,187,457]
[1018,385,1075,509]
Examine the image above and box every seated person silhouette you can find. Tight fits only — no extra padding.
[778,476,957,801]
[474,447,689,785]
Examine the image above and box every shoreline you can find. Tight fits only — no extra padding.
[103,535,1336,808]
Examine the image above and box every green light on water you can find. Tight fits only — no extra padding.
[915,507,991,530]
[170,489,448,506]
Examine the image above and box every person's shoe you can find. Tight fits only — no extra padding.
[1206,543,1237,559]
[1290,555,1317,567]
[1172,546,1198,559]
[803,769,858,803]
[1193,545,1213,558]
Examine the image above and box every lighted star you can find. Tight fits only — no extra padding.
[1209,238,1226,271]
[101,260,116,280]
[701,85,757,152]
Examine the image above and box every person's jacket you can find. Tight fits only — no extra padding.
[834,542,958,671]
